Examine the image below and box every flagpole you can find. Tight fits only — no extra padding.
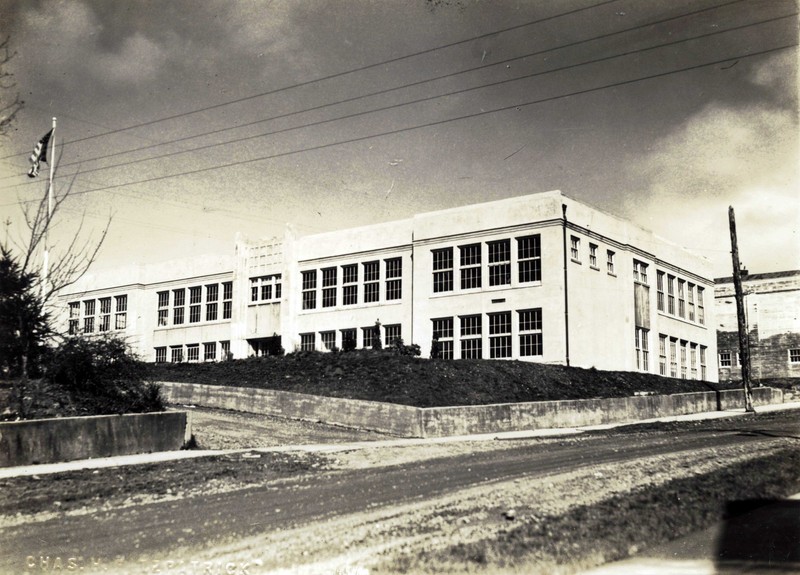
[41,116,56,300]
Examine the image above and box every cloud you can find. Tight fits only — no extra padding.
[622,56,799,276]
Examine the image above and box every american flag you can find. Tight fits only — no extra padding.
[27,129,53,178]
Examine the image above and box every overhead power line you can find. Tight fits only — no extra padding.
[4,8,793,200]
[0,0,620,161]
[5,42,794,209]
[0,0,750,181]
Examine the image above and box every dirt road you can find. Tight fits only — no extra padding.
[2,410,799,575]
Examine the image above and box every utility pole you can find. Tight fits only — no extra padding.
[728,206,755,413]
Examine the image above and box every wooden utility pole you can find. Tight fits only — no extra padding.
[728,206,755,413]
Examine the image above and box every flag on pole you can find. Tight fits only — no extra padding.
[27,129,54,178]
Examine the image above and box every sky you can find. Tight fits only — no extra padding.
[0,0,797,281]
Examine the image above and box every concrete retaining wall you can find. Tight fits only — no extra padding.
[0,411,191,468]
[160,381,782,439]
[161,382,422,437]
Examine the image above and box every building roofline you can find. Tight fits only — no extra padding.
[714,269,800,283]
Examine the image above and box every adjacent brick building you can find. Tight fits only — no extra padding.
[715,270,800,383]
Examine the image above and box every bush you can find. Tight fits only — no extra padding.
[46,334,165,414]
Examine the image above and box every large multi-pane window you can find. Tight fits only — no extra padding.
[173,288,185,325]
[322,267,337,308]
[341,328,356,350]
[589,243,598,268]
[519,308,543,357]
[99,297,111,332]
[432,317,454,359]
[189,286,202,324]
[114,295,127,330]
[700,346,707,380]
[68,302,80,334]
[83,300,96,333]
[633,260,648,284]
[155,347,167,363]
[206,284,218,321]
[300,333,315,351]
[385,258,402,300]
[459,244,481,290]
[363,261,380,303]
[635,327,649,371]
[669,338,678,377]
[362,325,376,349]
[677,280,686,319]
[302,270,317,310]
[460,315,482,359]
[432,248,453,293]
[384,324,401,346]
[690,343,698,380]
[667,275,675,315]
[680,341,687,379]
[687,283,695,321]
[489,312,512,359]
[697,287,705,324]
[570,236,580,261]
[790,349,800,363]
[204,342,217,362]
[656,271,665,312]
[222,282,233,320]
[488,239,511,286]
[658,334,667,375]
[321,331,336,351]
[607,250,615,274]
[517,235,541,283]
[186,344,200,362]
[170,345,183,363]
[342,264,358,306]
[719,351,733,367]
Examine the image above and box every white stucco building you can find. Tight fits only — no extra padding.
[58,190,717,381]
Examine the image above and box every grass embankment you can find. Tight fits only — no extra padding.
[146,350,744,408]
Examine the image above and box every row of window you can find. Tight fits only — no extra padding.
[68,295,128,335]
[720,348,800,366]
[655,334,708,380]
[656,271,705,325]
[157,282,233,327]
[300,324,402,351]
[301,258,402,310]
[432,235,542,294]
[250,274,282,303]
[155,340,231,363]
[571,236,616,275]
[431,309,543,359]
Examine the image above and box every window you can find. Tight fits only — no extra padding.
[173,288,185,325]
[300,333,315,351]
[302,270,317,310]
[667,275,675,315]
[170,346,183,363]
[189,303,201,323]
[488,240,511,286]
[207,284,219,303]
[157,291,169,326]
[656,272,665,312]
[680,341,687,379]
[678,280,686,318]
[570,236,580,262]
[83,300,96,334]
[489,312,512,359]
[589,243,598,269]
[362,326,375,349]
[189,286,201,305]
[669,338,678,377]
[607,250,615,275]
[658,334,667,375]
[204,342,217,361]
[222,282,233,320]
[791,349,800,364]
[186,344,200,363]
[700,346,707,380]
[384,324,401,346]
[322,267,337,308]
[519,308,543,357]
[251,278,258,302]
[633,260,648,284]
[719,351,732,367]
[385,258,402,300]
[432,317,454,359]
[697,287,705,325]
[99,298,111,332]
[690,343,698,380]
[155,347,167,363]
[221,340,231,360]
[432,248,454,293]
[206,302,218,322]
[460,244,481,290]
[460,315,482,359]
[687,283,695,322]
[115,295,127,330]
[635,327,649,371]
[321,331,336,351]
[341,328,356,350]
[342,264,358,306]
[517,235,541,283]
[68,302,79,334]
[363,261,380,303]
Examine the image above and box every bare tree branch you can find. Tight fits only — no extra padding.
[0,36,23,137]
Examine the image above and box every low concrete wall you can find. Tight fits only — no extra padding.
[159,382,782,439]
[0,411,190,468]
[160,382,422,437]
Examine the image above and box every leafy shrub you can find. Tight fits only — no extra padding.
[46,334,165,414]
